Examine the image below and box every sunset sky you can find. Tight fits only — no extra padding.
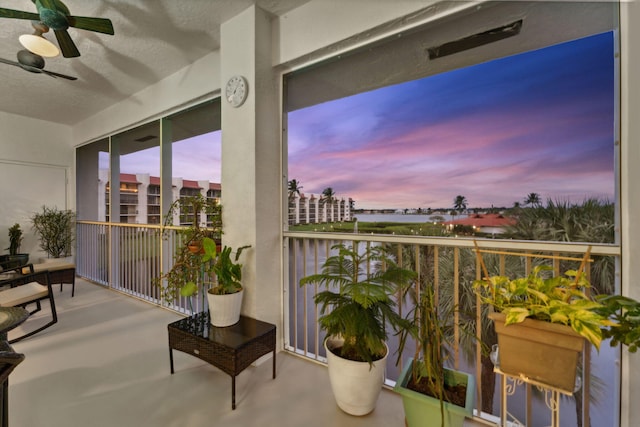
[288,31,615,210]
[118,32,615,211]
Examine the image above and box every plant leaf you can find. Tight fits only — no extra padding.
[181,281,198,297]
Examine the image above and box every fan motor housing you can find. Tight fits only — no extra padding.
[17,50,45,69]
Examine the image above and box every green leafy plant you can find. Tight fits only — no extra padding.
[595,294,640,353]
[299,242,416,365]
[473,265,613,350]
[164,194,222,248]
[209,244,251,295]
[398,284,449,405]
[31,206,75,258]
[396,268,478,425]
[6,223,23,255]
[155,194,222,304]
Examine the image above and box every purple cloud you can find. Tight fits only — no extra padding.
[288,32,614,209]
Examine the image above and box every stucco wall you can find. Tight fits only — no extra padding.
[0,111,73,258]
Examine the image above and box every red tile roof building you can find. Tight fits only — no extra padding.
[443,213,516,235]
[98,170,221,225]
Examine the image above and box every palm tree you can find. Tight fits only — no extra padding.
[524,192,541,207]
[322,187,336,221]
[287,179,303,225]
[288,179,303,199]
[453,195,467,220]
[322,187,335,203]
[504,198,615,293]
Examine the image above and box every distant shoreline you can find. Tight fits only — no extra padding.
[354,213,454,223]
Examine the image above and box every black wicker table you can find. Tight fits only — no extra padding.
[167,312,276,409]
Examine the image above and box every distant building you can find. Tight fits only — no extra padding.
[442,213,516,235]
[99,170,220,225]
[288,193,353,225]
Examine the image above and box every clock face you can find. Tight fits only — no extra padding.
[225,75,248,108]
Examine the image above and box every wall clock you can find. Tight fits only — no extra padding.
[225,75,248,108]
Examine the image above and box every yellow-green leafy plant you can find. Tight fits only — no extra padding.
[473,265,614,350]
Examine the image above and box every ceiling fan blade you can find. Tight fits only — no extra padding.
[0,57,21,68]
[39,0,61,10]
[42,69,77,80]
[0,8,40,21]
[67,15,114,35]
[53,29,80,58]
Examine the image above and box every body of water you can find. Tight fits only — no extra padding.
[354,213,455,223]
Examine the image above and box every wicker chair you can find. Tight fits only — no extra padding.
[0,271,57,343]
[0,257,29,276]
[27,262,77,297]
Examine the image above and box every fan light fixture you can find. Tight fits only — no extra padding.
[19,34,59,57]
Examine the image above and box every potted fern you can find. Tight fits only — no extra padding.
[394,280,476,427]
[299,242,416,416]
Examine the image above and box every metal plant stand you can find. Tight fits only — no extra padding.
[496,367,573,427]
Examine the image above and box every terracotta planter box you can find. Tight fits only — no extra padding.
[489,312,584,393]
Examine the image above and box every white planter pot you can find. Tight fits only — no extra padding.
[40,255,75,265]
[207,289,243,327]
[325,335,387,416]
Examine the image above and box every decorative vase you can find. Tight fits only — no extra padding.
[394,358,475,427]
[0,254,29,272]
[324,335,387,416]
[207,289,243,327]
[489,312,584,393]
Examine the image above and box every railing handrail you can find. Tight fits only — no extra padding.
[283,230,620,256]
[77,220,220,233]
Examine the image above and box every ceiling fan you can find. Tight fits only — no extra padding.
[0,0,114,58]
[0,49,77,80]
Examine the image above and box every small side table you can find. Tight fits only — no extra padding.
[167,312,276,409]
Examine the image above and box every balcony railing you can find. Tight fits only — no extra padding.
[283,231,620,427]
[76,221,207,314]
[76,221,621,427]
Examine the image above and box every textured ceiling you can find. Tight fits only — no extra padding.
[0,0,311,126]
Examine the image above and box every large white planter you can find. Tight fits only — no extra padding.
[324,335,387,416]
[40,255,75,265]
[207,289,243,327]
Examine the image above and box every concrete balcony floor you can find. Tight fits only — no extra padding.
[9,279,484,427]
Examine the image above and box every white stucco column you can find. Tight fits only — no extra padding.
[220,7,282,338]
[620,2,640,426]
